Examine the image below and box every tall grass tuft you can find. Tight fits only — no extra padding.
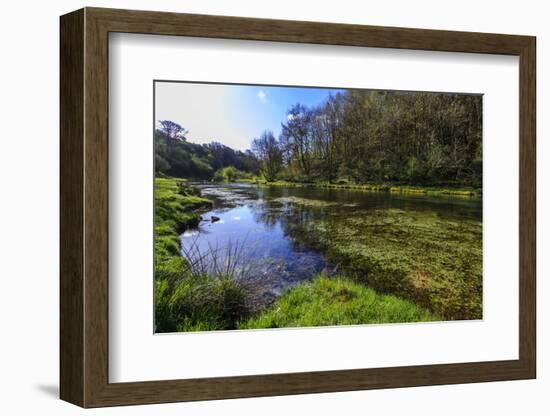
[156,234,268,332]
[181,236,269,314]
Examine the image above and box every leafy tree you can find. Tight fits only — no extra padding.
[275,91,482,187]
[281,104,315,178]
[252,130,283,182]
[157,120,188,141]
[154,89,482,188]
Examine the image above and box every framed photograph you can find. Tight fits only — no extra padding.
[60,7,536,407]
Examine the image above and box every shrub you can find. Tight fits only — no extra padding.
[212,166,252,182]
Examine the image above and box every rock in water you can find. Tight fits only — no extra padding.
[211,215,220,223]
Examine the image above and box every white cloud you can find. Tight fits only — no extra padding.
[257,89,268,103]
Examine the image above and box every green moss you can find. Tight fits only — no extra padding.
[273,196,344,208]
[296,209,482,320]
[154,177,212,262]
[241,275,439,329]
[251,179,480,198]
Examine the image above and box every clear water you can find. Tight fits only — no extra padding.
[181,183,481,299]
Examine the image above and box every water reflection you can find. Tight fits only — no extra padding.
[181,183,481,298]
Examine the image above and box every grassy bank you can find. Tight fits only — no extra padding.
[155,177,212,259]
[241,275,439,329]
[291,207,482,320]
[156,177,266,332]
[242,178,480,197]
[155,177,253,332]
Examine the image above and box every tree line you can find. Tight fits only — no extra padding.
[253,90,482,187]
[155,120,260,179]
[156,89,482,187]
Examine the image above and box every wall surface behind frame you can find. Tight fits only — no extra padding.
[0,0,546,414]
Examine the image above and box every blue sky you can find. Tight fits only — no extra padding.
[155,82,344,151]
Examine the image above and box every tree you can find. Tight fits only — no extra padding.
[154,120,261,180]
[275,90,482,186]
[157,120,188,141]
[153,88,483,188]
[311,95,343,182]
[281,104,315,178]
[252,130,283,182]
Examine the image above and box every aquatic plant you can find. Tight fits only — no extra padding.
[295,208,482,320]
[155,177,482,332]
[248,179,480,198]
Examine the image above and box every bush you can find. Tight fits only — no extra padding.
[212,166,252,182]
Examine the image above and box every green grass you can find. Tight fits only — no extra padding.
[155,256,253,332]
[243,179,480,198]
[154,177,212,260]
[154,177,258,332]
[296,209,482,320]
[241,275,439,329]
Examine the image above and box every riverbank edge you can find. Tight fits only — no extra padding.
[238,179,481,198]
[154,177,213,260]
[154,176,441,331]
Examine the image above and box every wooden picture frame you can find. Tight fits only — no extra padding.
[60,7,536,408]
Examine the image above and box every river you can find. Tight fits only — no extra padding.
[180,183,482,302]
